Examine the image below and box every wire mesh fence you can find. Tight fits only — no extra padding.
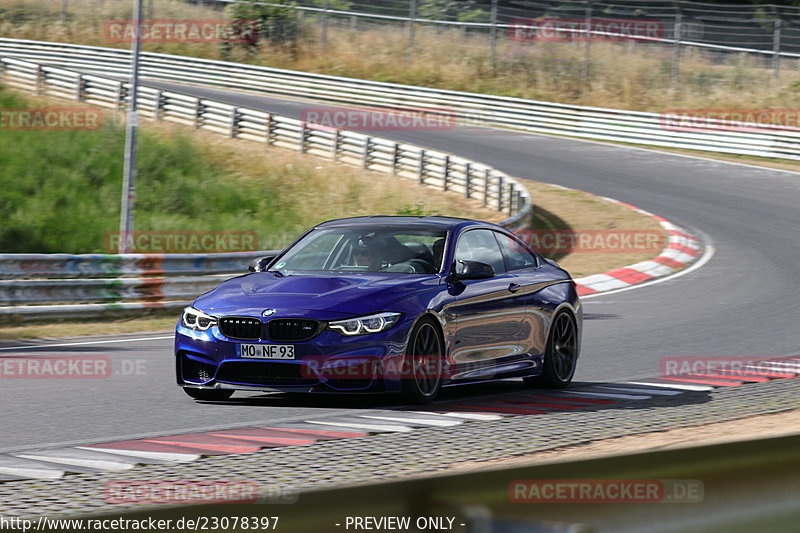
[182,0,800,80]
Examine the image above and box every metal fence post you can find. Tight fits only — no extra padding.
[407,0,417,64]
[119,0,143,254]
[74,74,84,101]
[464,162,471,199]
[671,2,682,89]
[483,169,490,207]
[489,0,498,71]
[362,137,372,169]
[507,183,515,215]
[320,0,330,49]
[34,64,45,96]
[266,114,275,146]
[391,143,400,175]
[229,107,238,139]
[299,122,308,152]
[193,98,201,129]
[773,9,782,78]
[418,149,426,184]
[152,90,163,121]
[332,129,341,161]
[442,155,450,191]
[116,82,126,113]
[581,0,593,87]
[497,175,504,211]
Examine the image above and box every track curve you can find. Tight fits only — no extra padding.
[2,79,799,451]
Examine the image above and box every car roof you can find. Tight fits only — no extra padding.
[316,215,501,230]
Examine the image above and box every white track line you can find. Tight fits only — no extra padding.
[359,415,462,427]
[550,391,652,400]
[411,411,504,421]
[625,381,713,392]
[76,447,199,462]
[594,385,684,396]
[14,452,134,471]
[305,420,414,433]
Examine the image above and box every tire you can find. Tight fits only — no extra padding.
[183,387,234,401]
[524,311,579,388]
[401,317,445,404]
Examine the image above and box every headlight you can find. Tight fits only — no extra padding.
[181,306,218,331]
[328,312,401,336]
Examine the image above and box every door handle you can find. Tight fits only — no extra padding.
[508,283,522,293]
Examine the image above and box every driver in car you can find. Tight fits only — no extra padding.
[353,238,385,270]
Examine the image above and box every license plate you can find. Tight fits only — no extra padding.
[239,344,295,360]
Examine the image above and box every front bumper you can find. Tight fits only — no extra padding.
[174,314,416,394]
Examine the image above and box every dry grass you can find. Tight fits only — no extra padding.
[523,181,665,278]
[0,311,179,340]
[2,0,798,111]
[282,25,800,111]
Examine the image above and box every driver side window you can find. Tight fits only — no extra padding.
[495,233,538,271]
[454,230,507,275]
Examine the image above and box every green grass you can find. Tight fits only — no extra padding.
[0,87,305,253]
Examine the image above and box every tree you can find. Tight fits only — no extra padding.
[224,0,300,53]
[417,0,488,23]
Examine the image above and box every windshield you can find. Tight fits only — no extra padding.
[269,226,448,275]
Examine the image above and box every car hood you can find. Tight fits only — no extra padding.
[194,271,441,316]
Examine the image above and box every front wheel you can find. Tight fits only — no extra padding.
[183,387,234,401]
[401,318,445,404]
[524,311,578,388]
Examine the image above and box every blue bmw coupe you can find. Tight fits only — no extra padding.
[175,216,582,404]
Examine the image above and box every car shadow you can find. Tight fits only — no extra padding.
[201,377,712,415]
[522,205,575,264]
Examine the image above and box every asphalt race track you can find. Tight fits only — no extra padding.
[2,80,799,453]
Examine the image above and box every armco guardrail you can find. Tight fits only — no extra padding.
[0,49,532,320]
[0,251,275,319]
[0,251,276,279]
[1,38,798,160]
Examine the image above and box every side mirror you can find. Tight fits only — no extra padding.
[451,259,495,281]
[248,255,277,272]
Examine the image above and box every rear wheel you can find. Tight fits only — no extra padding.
[524,311,578,388]
[183,387,234,401]
[401,318,445,404]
